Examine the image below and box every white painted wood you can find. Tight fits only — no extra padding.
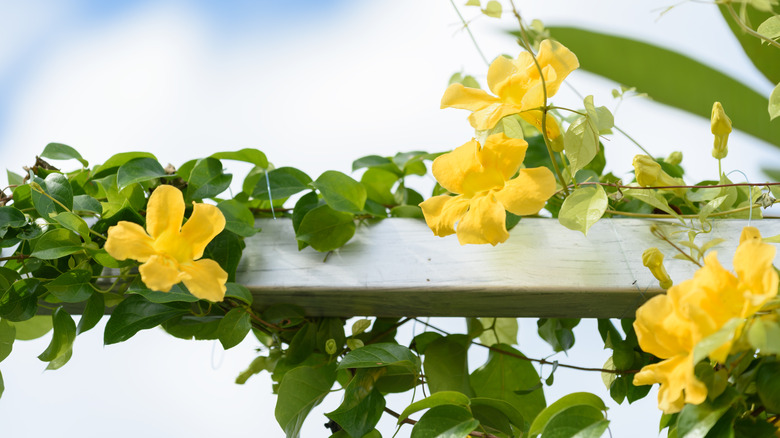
[238,218,780,318]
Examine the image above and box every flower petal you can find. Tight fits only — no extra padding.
[487,55,518,95]
[633,354,706,414]
[634,294,692,358]
[456,193,508,246]
[493,167,556,216]
[180,203,226,260]
[146,185,185,240]
[441,83,500,112]
[419,195,469,238]
[181,259,228,302]
[478,134,528,181]
[469,103,524,131]
[734,237,779,315]
[104,221,156,262]
[432,139,482,195]
[518,110,562,140]
[535,39,579,97]
[138,255,185,292]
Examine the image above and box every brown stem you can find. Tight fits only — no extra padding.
[0,254,30,262]
[650,226,702,268]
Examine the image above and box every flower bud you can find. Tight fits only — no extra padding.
[632,155,685,195]
[711,102,732,160]
[642,247,672,289]
[664,151,683,166]
[739,226,762,244]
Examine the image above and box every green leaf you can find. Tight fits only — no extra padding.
[548,26,780,149]
[541,405,606,438]
[471,344,545,429]
[410,405,480,438]
[482,0,502,18]
[0,318,15,362]
[424,335,474,396]
[6,170,24,186]
[275,364,337,438]
[757,361,780,412]
[338,343,419,370]
[718,5,780,83]
[253,167,312,200]
[0,207,26,230]
[116,157,168,189]
[104,295,189,344]
[225,283,253,305]
[564,115,599,175]
[529,392,607,438]
[187,158,233,200]
[757,16,780,42]
[77,292,104,335]
[676,389,737,438]
[211,148,268,168]
[352,155,402,175]
[51,211,92,243]
[292,191,320,234]
[218,308,251,350]
[31,173,73,217]
[747,316,780,354]
[217,200,258,237]
[623,188,681,219]
[470,397,526,431]
[286,322,318,365]
[11,315,52,340]
[311,171,367,214]
[46,269,94,303]
[537,318,580,352]
[72,194,103,215]
[361,168,398,206]
[0,279,42,322]
[126,278,200,303]
[770,82,780,121]
[0,369,4,398]
[203,230,244,282]
[296,204,356,252]
[162,315,221,341]
[37,307,76,370]
[40,143,88,167]
[398,391,471,424]
[92,152,157,178]
[478,318,518,346]
[558,185,607,236]
[390,205,423,218]
[30,228,84,260]
[326,368,386,438]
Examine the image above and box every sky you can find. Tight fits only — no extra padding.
[1,1,778,437]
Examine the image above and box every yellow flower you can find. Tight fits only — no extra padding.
[711,102,732,160]
[633,227,778,414]
[441,39,579,140]
[642,247,672,289]
[105,185,228,302]
[419,133,556,245]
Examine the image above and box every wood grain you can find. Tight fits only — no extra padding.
[239,218,780,318]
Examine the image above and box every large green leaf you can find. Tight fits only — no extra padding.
[338,343,419,370]
[478,318,518,346]
[424,335,474,396]
[311,171,367,214]
[718,4,780,84]
[529,392,607,438]
[0,318,15,362]
[211,148,268,168]
[217,308,251,350]
[31,174,73,218]
[37,307,77,370]
[547,26,780,149]
[30,228,84,260]
[104,295,189,344]
[0,279,42,322]
[217,200,257,237]
[275,364,337,438]
[676,388,737,438]
[46,269,94,303]
[558,185,607,236]
[398,391,471,424]
[186,158,233,200]
[470,344,546,429]
[410,405,480,438]
[326,368,386,438]
[116,157,168,189]
[40,143,88,167]
[11,315,52,340]
[295,204,356,252]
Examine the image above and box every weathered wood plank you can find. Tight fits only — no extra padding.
[239,218,780,318]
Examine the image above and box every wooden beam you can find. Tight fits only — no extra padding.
[239,218,780,318]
